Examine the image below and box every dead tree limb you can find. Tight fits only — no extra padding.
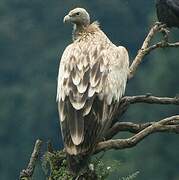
[128,23,179,79]
[19,139,42,180]
[145,41,179,52]
[95,116,179,154]
[106,119,179,140]
[110,94,179,140]
[121,95,179,105]
[111,95,179,126]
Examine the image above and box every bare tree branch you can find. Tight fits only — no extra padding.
[110,95,179,138]
[128,23,179,79]
[95,116,179,154]
[128,23,162,79]
[122,95,179,105]
[111,95,179,126]
[106,119,179,140]
[105,122,154,140]
[145,41,179,52]
[19,139,42,180]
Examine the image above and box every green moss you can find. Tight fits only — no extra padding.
[42,150,72,180]
[41,150,137,180]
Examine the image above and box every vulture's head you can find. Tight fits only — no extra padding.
[63,8,90,26]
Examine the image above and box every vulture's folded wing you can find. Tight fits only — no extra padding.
[57,30,129,154]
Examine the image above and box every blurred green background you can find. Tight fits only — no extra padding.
[0,0,179,179]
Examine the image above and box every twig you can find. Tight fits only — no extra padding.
[122,95,179,105]
[128,23,179,79]
[95,116,179,153]
[19,139,43,180]
[146,41,179,52]
[128,23,163,79]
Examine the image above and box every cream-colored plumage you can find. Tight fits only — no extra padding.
[57,8,129,173]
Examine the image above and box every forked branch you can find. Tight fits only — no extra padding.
[106,119,179,140]
[95,115,179,153]
[111,95,179,126]
[128,23,179,79]
[109,95,179,139]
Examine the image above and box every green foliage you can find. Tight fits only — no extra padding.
[41,151,139,180]
[42,151,72,180]
[94,158,121,179]
[119,171,140,180]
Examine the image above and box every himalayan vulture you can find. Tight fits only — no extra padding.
[156,0,179,28]
[56,7,129,174]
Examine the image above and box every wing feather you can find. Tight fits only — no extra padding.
[77,68,89,93]
[67,102,84,145]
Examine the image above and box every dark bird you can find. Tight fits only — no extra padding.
[156,0,179,28]
[57,7,129,175]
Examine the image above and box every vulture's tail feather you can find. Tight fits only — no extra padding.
[67,154,90,175]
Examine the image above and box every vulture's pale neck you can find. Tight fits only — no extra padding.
[73,23,89,41]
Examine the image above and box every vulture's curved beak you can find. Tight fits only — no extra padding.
[63,15,71,23]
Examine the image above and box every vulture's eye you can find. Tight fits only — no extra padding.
[76,12,80,16]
